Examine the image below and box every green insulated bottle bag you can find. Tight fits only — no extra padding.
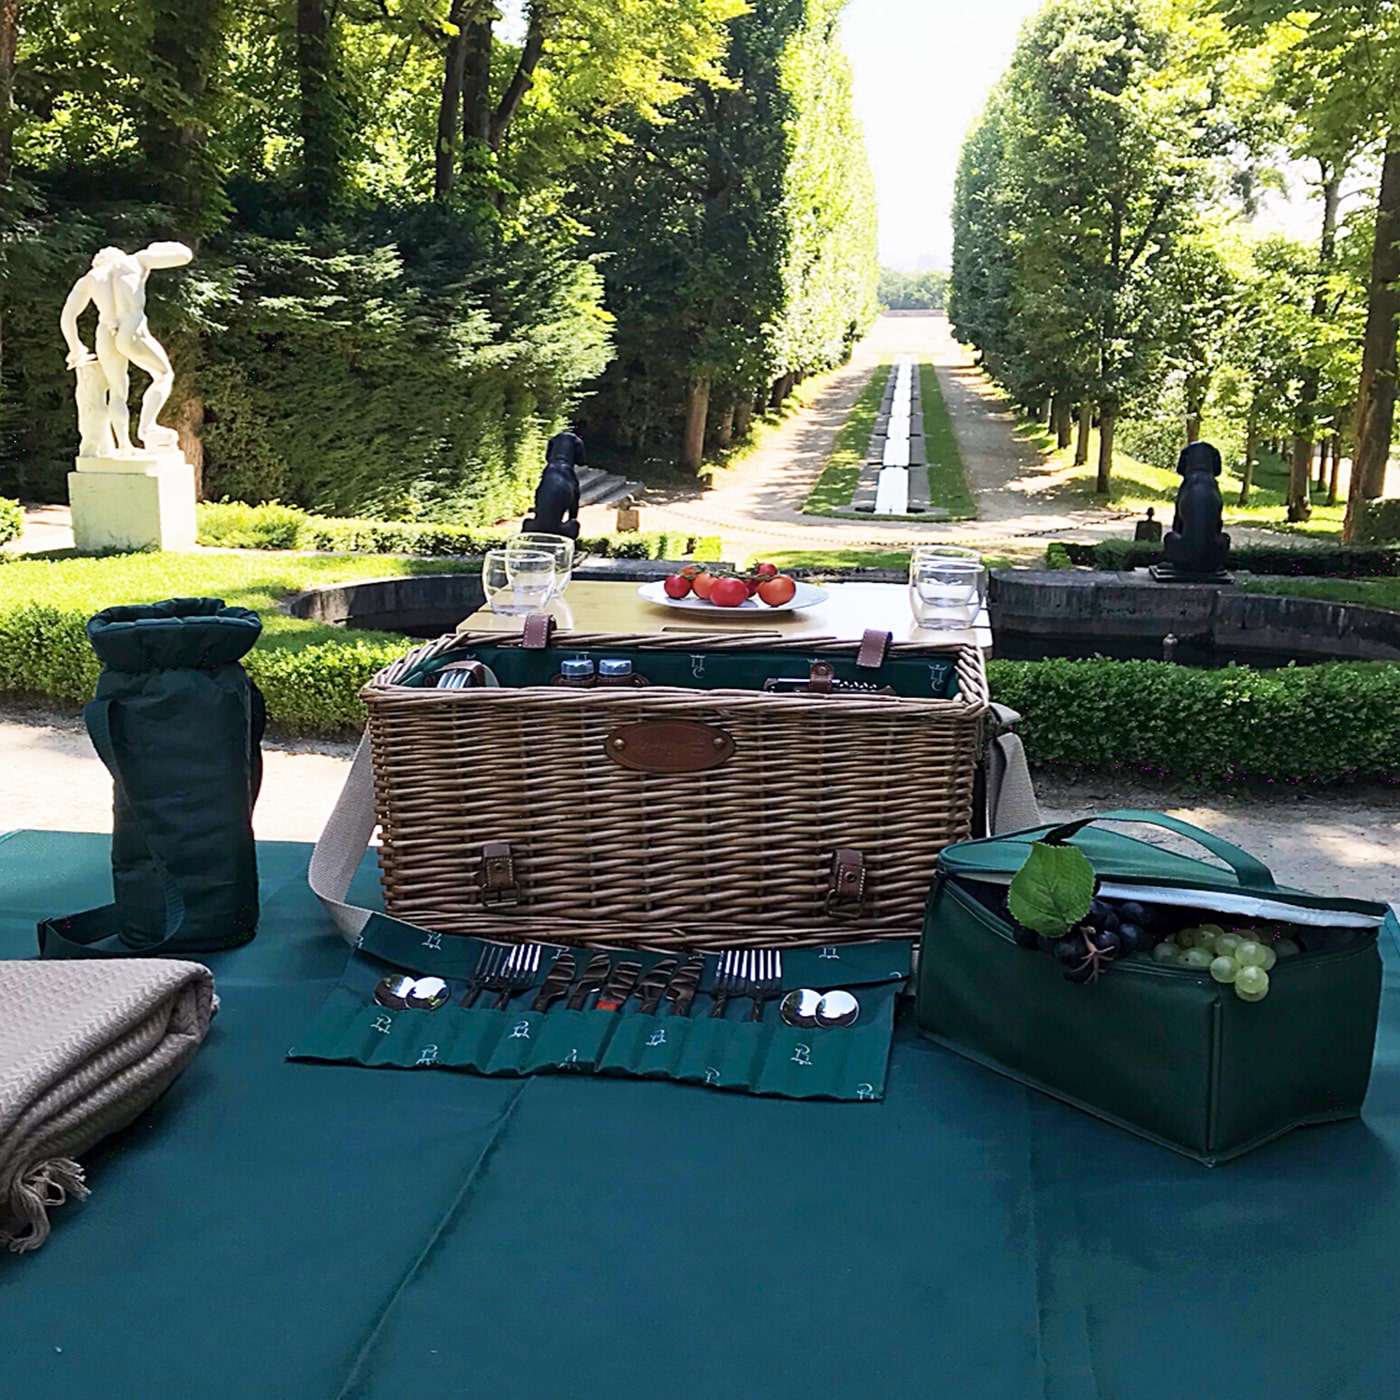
[39,599,266,959]
[916,810,1389,1164]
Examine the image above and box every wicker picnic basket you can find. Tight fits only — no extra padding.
[362,625,989,951]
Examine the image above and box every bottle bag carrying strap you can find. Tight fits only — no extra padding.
[309,665,502,954]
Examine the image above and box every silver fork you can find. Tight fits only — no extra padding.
[492,944,542,1010]
[459,944,507,1008]
[745,949,783,1022]
[708,951,744,1019]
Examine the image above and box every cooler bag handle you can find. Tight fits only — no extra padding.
[1040,809,1275,891]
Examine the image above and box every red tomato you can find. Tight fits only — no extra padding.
[744,578,762,597]
[691,572,717,600]
[709,577,750,608]
[757,574,797,607]
[754,561,779,578]
[663,574,692,599]
[680,565,702,579]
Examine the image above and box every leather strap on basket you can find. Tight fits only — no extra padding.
[480,842,519,907]
[825,848,866,920]
[521,614,556,650]
[856,629,893,670]
[808,661,836,694]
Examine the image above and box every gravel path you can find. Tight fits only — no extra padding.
[575,313,1141,560]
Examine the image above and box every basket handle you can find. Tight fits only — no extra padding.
[1039,808,1276,891]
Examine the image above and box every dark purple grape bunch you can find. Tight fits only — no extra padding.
[1062,898,1154,983]
[1007,894,1155,985]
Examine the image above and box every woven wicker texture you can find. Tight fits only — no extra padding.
[0,958,214,1252]
[365,630,987,951]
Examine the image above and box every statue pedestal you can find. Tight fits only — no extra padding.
[68,451,197,553]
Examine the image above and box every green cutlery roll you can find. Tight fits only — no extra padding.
[916,809,1389,1164]
[289,934,906,1102]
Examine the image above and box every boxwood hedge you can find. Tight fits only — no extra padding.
[1062,537,1400,576]
[0,497,23,548]
[196,500,723,563]
[988,656,1400,785]
[1,551,1396,783]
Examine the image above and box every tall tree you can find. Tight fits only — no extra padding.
[0,0,17,184]
[136,0,231,239]
[296,0,350,220]
[580,0,876,471]
[955,0,1221,491]
[1218,0,1400,539]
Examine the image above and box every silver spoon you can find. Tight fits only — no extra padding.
[406,976,452,1010]
[780,988,823,1028]
[373,974,417,1010]
[815,989,860,1028]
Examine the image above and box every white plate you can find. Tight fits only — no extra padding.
[638,579,830,614]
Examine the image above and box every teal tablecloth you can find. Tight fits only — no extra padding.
[3,828,1400,1399]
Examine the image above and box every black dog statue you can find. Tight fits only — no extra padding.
[522,428,585,541]
[1155,440,1231,580]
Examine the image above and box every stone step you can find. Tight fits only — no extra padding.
[578,470,642,509]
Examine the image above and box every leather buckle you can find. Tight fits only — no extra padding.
[824,848,866,920]
[856,629,893,670]
[521,614,556,650]
[480,841,519,908]
[808,661,836,694]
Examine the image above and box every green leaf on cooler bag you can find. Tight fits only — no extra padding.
[1007,842,1095,938]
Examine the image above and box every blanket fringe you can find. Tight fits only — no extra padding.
[2,1158,90,1253]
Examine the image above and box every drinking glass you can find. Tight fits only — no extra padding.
[909,546,985,630]
[484,548,556,615]
[509,532,574,594]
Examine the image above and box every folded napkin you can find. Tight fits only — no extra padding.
[0,959,214,1253]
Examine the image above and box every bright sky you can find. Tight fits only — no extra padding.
[840,0,1328,270]
[841,0,1043,271]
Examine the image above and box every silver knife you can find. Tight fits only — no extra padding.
[530,950,576,1012]
[635,958,679,1016]
[566,953,612,1011]
[663,955,706,1017]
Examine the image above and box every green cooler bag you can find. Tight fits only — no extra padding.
[916,810,1389,1164]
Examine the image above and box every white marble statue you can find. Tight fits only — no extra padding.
[59,242,193,458]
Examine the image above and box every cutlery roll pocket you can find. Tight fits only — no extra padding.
[289,939,907,1102]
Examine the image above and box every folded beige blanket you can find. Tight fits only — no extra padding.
[0,959,215,1253]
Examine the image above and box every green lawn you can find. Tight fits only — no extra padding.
[1240,576,1400,613]
[0,552,475,731]
[803,360,889,514]
[756,547,1013,572]
[1042,427,1344,539]
[0,551,471,651]
[919,363,976,519]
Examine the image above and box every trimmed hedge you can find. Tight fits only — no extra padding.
[1356,499,1400,546]
[6,551,1398,778]
[0,497,23,548]
[196,500,723,563]
[1045,542,1073,570]
[988,657,1400,785]
[1068,537,1400,577]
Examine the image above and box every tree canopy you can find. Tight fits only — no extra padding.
[0,0,877,514]
[951,0,1393,537]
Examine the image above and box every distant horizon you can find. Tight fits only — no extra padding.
[841,0,1040,270]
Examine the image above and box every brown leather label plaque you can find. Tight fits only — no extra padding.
[603,721,736,773]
